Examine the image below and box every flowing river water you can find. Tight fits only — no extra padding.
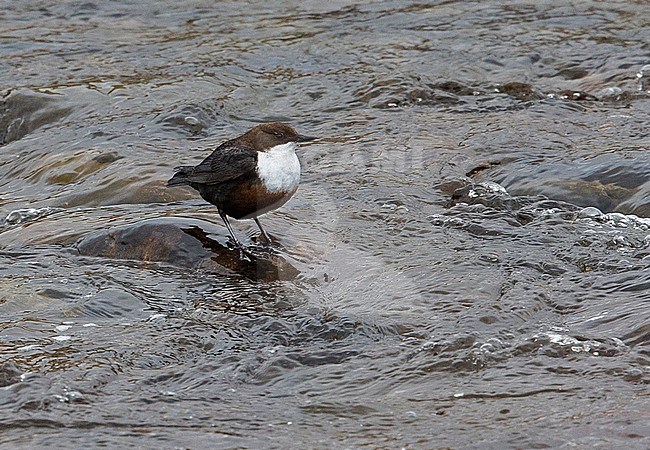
[1,1,649,448]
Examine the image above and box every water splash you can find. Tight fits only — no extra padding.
[3,207,64,227]
[636,63,650,92]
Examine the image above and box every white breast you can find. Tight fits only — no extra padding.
[256,142,301,193]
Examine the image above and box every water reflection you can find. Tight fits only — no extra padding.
[74,217,300,281]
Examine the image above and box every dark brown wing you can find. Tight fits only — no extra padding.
[180,142,257,185]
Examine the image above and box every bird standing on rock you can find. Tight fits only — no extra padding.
[167,122,315,249]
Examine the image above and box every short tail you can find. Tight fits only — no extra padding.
[167,166,194,187]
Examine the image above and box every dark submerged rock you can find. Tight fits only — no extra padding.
[0,91,71,145]
[75,218,299,282]
[0,361,22,388]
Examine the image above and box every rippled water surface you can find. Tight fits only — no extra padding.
[1,1,649,448]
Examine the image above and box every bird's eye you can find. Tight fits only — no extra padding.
[274,132,284,139]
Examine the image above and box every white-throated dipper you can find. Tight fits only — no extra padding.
[167,122,315,249]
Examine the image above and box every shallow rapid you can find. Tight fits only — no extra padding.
[1,1,649,448]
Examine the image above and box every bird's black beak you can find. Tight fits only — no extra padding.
[297,134,316,143]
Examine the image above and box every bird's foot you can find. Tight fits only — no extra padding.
[250,236,279,256]
[236,245,255,261]
[256,232,273,247]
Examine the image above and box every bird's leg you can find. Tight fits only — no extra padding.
[218,210,254,259]
[254,218,272,245]
[218,209,244,249]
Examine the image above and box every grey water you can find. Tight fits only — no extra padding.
[1,1,649,448]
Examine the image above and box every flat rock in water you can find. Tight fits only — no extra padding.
[74,217,299,281]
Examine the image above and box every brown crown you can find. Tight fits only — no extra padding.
[234,122,302,152]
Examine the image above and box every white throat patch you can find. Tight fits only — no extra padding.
[256,142,301,193]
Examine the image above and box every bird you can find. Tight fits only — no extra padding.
[167,122,315,250]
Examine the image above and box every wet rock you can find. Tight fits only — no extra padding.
[375,81,471,108]
[542,179,634,212]
[156,102,225,138]
[466,161,503,178]
[502,178,635,214]
[450,181,519,210]
[496,82,544,101]
[555,90,599,101]
[45,150,123,186]
[434,81,476,96]
[371,78,600,111]
[75,218,300,281]
[600,90,648,104]
[92,151,123,165]
[492,154,648,215]
[54,179,194,208]
[0,91,71,145]
[554,67,590,80]
[361,74,623,112]
[0,361,22,387]
[616,183,650,218]
[577,206,603,219]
